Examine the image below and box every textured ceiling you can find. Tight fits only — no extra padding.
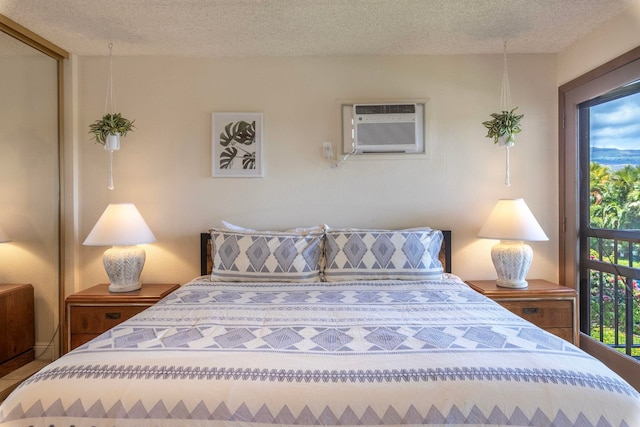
[0,0,636,57]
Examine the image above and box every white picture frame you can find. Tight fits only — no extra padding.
[212,112,264,177]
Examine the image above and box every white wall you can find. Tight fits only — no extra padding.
[557,1,640,85]
[68,53,558,290]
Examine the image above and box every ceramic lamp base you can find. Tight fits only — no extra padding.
[103,245,145,292]
[491,240,532,289]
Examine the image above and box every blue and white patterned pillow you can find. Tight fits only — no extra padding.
[209,228,325,282]
[323,228,444,281]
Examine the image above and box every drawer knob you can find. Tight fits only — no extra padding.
[522,307,539,314]
[105,312,121,320]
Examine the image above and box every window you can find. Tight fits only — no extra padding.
[560,48,640,372]
[578,83,640,358]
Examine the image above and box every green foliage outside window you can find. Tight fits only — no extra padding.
[590,162,640,229]
[589,268,640,350]
[588,161,640,354]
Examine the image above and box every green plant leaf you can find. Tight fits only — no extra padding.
[88,112,135,145]
[482,107,523,144]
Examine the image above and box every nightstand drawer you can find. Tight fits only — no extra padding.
[465,279,578,345]
[69,305,148,333]
[70,333,105,350]
[498,300,573,328]
[544,327,574,343]
[64,283,180,353]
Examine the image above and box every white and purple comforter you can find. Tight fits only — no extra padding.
[1,276,639,426]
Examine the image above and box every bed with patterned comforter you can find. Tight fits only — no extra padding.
[1,275,639,426]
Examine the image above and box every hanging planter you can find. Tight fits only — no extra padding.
[482,108,523,145]
[88,43,136,190]
[481,41,523,187]
[89,113,135,149]
[105,133,120,151]
[497,135,514,147]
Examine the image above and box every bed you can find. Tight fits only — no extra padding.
[1,226,639,427]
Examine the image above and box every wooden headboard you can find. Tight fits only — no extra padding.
[200,230,452,276]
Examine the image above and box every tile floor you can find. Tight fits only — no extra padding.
[0,359,50,403]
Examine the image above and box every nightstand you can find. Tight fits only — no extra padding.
[465,279,578,345]
[64,283,179,353]
[0,284,35,377]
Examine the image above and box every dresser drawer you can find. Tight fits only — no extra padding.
[0,284,35,376]
[498,299,573,328]
[68,305,148,333]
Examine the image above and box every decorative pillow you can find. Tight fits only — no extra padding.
[209,228,325,282]
[323,228,444,281]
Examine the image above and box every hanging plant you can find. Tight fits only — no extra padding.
[88,112,135,145]
[482,107,523,145]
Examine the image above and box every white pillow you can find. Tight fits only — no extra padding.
[220,221,326,235]
[220,220,256,232]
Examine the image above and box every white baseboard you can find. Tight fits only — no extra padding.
[34,342,55,361]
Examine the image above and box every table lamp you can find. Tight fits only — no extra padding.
[478,198,548,288]
[83,203,156,292]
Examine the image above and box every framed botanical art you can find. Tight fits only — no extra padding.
[212,112,264,177]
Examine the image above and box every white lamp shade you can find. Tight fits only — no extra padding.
[84,203,156,246]
[0,225,10,243]
[478,198,548,242]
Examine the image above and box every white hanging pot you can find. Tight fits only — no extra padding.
[497,134,515,147]
[104,132,121,151]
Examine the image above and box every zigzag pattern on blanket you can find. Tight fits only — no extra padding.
[0,398,624,426]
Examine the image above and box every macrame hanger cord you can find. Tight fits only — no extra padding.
[104,43,116,114]
[501,40,512,187]
[108,150,114,190]
[105,43,116,190]
[500,41,512,112]
[505,145,511,186]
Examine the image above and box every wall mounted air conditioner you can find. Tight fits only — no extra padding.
[352,103,419,153]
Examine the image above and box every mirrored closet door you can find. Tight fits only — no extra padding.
[0,17,67,367]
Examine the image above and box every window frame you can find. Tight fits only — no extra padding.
[559,46,640,387]
[559,46,640,290]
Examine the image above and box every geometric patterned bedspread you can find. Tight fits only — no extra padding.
[1,275,639,426]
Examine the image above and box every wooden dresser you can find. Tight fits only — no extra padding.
[0,284,35,377]
[465,279,578,345]
[65,283,180,353]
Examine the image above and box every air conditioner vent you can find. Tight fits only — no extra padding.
[353,103,419,153]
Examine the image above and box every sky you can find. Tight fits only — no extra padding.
[590,90,640,150]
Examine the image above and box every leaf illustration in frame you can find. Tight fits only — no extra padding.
[212,113,263,177]
[220,146,238,169]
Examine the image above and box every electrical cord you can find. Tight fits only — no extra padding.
[331,144,357,169]
[35,323,60,360]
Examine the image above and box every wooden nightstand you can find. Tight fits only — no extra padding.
[0,284,35,377]
[465,279,578,345]
[64,283,179,353]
